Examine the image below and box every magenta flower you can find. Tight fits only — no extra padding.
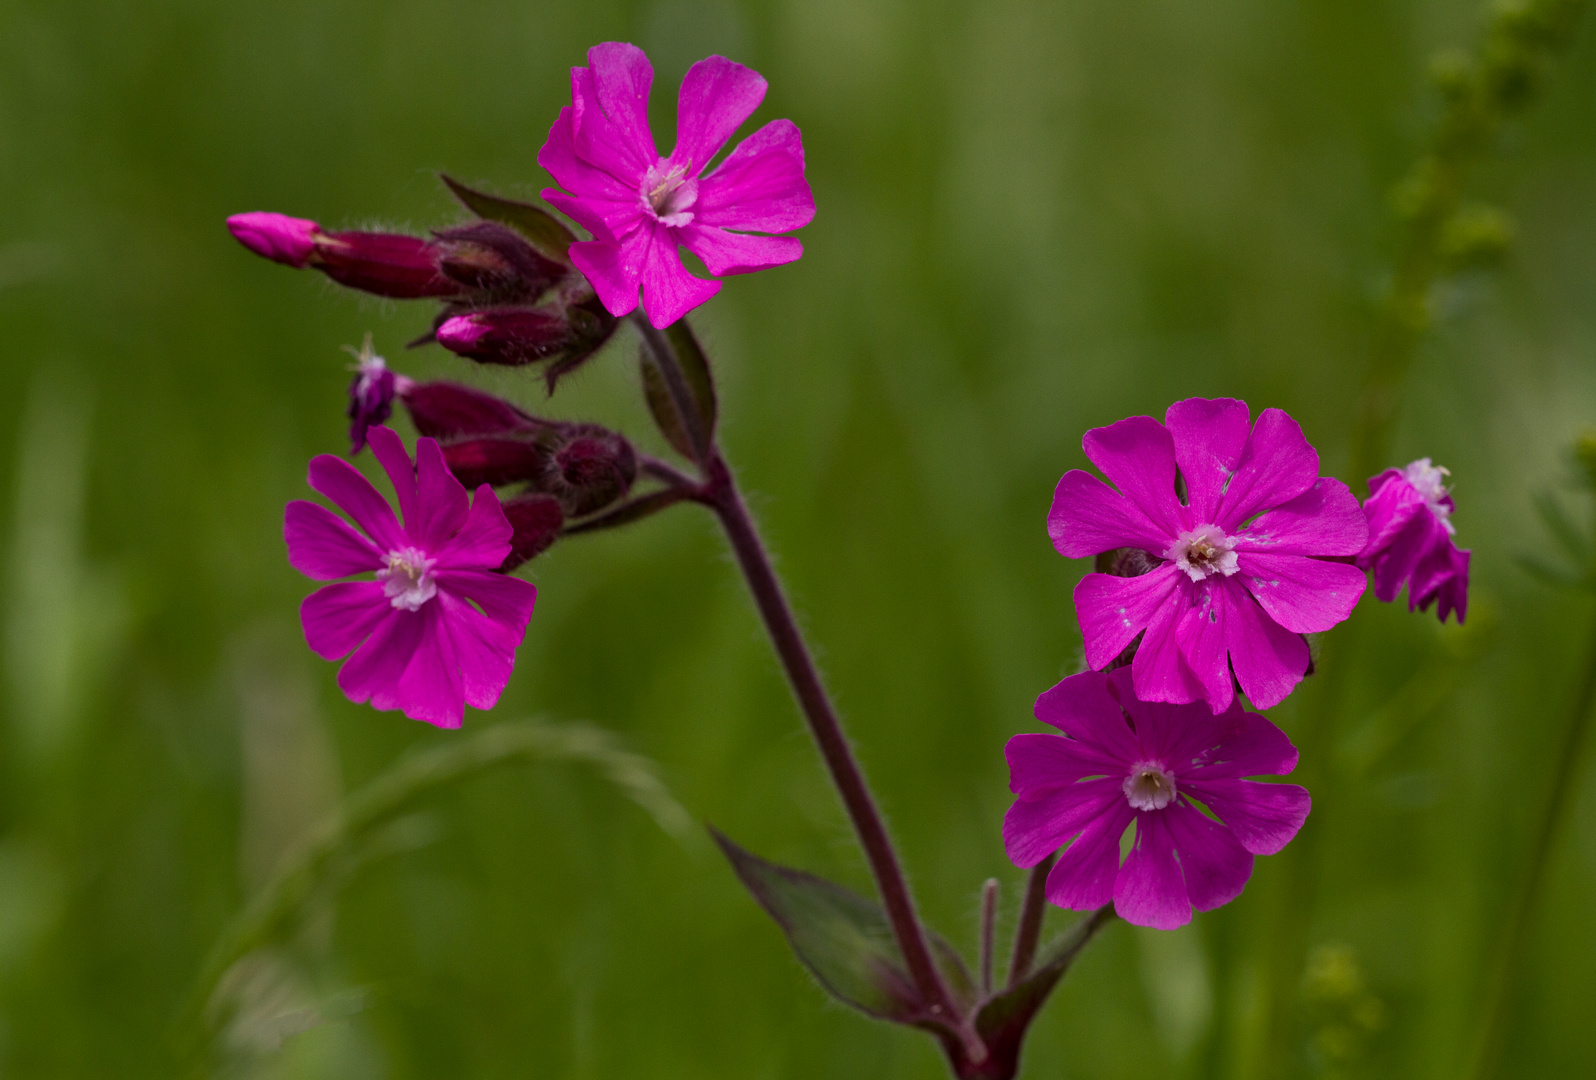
[1356,458,1470,623]
[345,338,414,455]
[284,426,538,728]
[538,42,815,329]
[1004,668,1310,930]
[1049,398,1368,712]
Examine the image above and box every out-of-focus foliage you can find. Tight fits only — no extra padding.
[0,0,1594,1077]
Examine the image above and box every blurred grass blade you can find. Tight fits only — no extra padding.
[1531,490,1593,566]
[1514,552,1593,590]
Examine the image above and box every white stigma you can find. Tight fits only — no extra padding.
[1165,524,1240,582]
[640,162,698,227]
[1403,458,1456,535]
[378,547,437,611]
[1123,762,1178,812]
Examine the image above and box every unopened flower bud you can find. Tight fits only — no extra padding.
[441,437,554,489]
[313,231,460,299]
[228,212,319,267]
[433,221,567,301]
[500,494,565,570]
[345,334,415,454]
[400,381,539,440]
[552,430,637,516]
[436,308,571,366]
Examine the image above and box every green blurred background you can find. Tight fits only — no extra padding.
[2,0,1595,1076]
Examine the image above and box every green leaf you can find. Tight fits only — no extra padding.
[973,907,1114,1064]
[441,174,576,264]
[664,320,717,445]
[640,350,696,461]
[712,829,974,1022]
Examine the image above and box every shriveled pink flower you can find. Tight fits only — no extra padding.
[284,425,538,728]
[538,42,815,329]
[345,337,414,455]
[1356,458,1470,623]
[1004,667,1310,930]
[1049,398,1368,712]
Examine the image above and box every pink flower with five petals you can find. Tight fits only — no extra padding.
[1049,398,1369,712]
[284,426,538,728]
[538,42,815,329]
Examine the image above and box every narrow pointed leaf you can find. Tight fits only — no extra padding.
[441,175,576,265]
[641,350,696,461]
[663,320,717,443]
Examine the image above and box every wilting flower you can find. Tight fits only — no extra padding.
[1356,458,1469,623]
[284,426,538,728]
[539,42,815,329]
[1004,667,1310,930]
[1049,398,1368,712]
[345,335,414,455]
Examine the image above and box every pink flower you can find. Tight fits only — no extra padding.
[1356,458,1470,623]
[538,42,815,329]
[1049,398,1368,712]
[1004,668,1310,930]
[284,426,538,728]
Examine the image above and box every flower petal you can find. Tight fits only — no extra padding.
[337,606,426,711]
[1214,408,1317,530]
[1163,801,1254,910]
[1033,671,1141,762]
[1003,778,1122,867]
[393,602,466,729]
[541,188,639,246]
[437,569,538,637]
[439,592,517,712]
[403,437,469,552]
[538,104,640,229]
[677,224,802,276]
[1113,812,1189,929]
[1048,469,1168,559]
[671,56,767,175]
[1045,801,1134,911]
[366,426,419,535]
[1130,589,1208,706]
[1082,415,1183,537]
[306,453,404,551]
[1075,563,1181,670]
[570,225,653,319]
[1183,707,1300,779]
[1237,552,1365,634]
[640,229,721,328]
[1165,398,1250,524]
[572,44,656,181]
[285,500,383,581]
[300,581,390,660]
[1224,587,1309,710]
[1357,470,1426,564]
[1006,732,1125,795]
[433,485,513,570]
[1173,578,1233,712]
[1182,778,1310,855]
[1237,477,1368,557]
[695,119,815,234]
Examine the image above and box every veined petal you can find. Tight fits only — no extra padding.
[1225,586,1309,709]
[538,106,640,210]
[436,569,538,637]
[1003,779,1121,867]
[1113,812,1189,929]
[1034,671,1141,762]
[1173,577,1233,712]
[1163,801,1253,910]
[409,437,470,552]
[671,56,767,176]
[1082,415,1183,537]
[1238,478,1368,557]
[1045,801,1134,912]
[300,581,390,660]
[1165,398,1250,524]
[696,119,815,234]
[306,453,404,551]
[1006,733,1125,794]
[640,229,721,328]
[1237,552,1365,634]
[285,500,383,580]
[1182,707,1300,780]
[393,601,466,729]
[1214,408,1317,530]
[1048,469,1168,559]
[1130,588,1209,706]
[676,224,802,276]
[337,606,426,712]
[572,45,657,180]
[366,426,418,534]
[434,485,513,570]
[570,226,654,319]
[541,187,640,246]
[439,592,518,712]
[1183,778,1309,855]
[1075,563,1181,671]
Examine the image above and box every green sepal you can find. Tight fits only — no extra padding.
[441,174,576,265]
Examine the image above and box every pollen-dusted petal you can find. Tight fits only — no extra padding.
[306,453,405,551]
[1237,552,1365,634]
[1047,469,1169,559]
[1224,588,1310,710]
[1183,778,1310,855]
[1075,563,1181,671]
[300,581,390,660]
[392,602,466,729]
[570,227,654,319]
[639,230,721,328]
[1165,398,1250,523]
[671,56,768,176]
[284,500,384,580]
[1173,578,1233,712]
[1130,592,1210,707]
[1162,800,1253,910]
[1238,478,1368,557]
[572,46,657,180]
[1033,671,1141,761]
[1006,733,1124,795]
[366,426,419,532]
[438,593,518,712]
[676,224,802,276]
[1214,408,1318,531]
[436,570,538,637]
[1003,777,1121,867]
[1045,801,1134,911]
[695,119,815,234]
[1082,415,1183,537]
[538,106,639,212]
[338,606,427,712]
[1182,707,1299,779]
[408,437,470,551]
[1113,812,1189,929]
[433,485,513,571]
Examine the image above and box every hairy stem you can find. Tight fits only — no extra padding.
[1007,853,1058,988]
[980,879,999,998]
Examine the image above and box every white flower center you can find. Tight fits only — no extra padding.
[1403,457,1456,535]
[641,162,698,227]
[1165,524,1240,582]
[1123,762,1178,811]
[378,546,437,611]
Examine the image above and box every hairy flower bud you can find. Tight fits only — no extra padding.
[436,308,572,366]
[552,430,637,516]
[313,231,460,299]
[433,221,567,301]
[500,494,565,570]
[401,381,539,440]
[441,437,554,489]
